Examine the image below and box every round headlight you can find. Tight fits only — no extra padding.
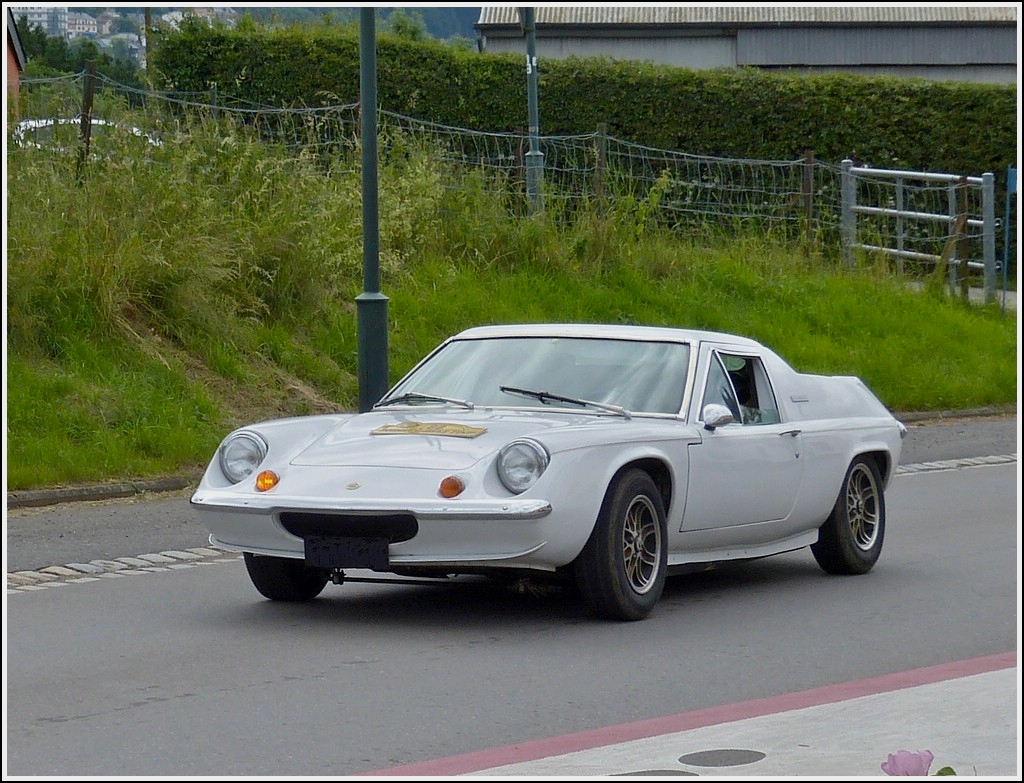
[219,432,268,484]
[497,439,550,494]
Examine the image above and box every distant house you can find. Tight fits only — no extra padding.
[95,10,120,36]
[67,11,98,40]
[475,6,1019,84]
[7,7,28,100]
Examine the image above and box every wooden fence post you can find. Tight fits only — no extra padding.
[596,122,607,206]
[75,60,97,184]
[802,149,815,251]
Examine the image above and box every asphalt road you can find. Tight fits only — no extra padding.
[5,459,1018,776]
[3,412,1019,575]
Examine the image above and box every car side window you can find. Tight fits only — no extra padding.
[701,354,742,422]
[718,353,781,426]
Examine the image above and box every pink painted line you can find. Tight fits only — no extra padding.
[359,651,1015,777]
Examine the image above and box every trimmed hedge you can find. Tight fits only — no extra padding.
[152,20,1016,182]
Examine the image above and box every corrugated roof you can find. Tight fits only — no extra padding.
[477,6,1019,27]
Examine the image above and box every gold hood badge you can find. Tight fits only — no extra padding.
[370,422,487,438]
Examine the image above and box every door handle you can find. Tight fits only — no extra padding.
[779,429,801,437]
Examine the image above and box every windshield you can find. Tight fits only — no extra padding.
[385,336,690,414]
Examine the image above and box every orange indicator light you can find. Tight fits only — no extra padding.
[438,475,466,498]
[255,470,279,492]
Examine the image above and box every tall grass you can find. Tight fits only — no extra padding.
[5,111,1017,490]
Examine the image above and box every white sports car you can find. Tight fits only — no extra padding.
[191,323,906,620]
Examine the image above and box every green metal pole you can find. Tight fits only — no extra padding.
[520,7,543,213]
[357,8,389,412]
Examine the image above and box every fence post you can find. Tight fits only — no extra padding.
[956,179,970,301]
[75,60,97,184]
[946,182,958,294]
[595,123,607,206]
[841,159,855,266]
[894,175,905,275]
[982,172,996,304]
[802,150,814,249]
[1003,166,1017,313]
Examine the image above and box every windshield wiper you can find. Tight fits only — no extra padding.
[374,391,474,410]
[499,385,631,419]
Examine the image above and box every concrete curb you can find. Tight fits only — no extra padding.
[7,477,195,510]
[895,405,1017,423]
[6,407,1016,511]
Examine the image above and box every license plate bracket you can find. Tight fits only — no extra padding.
[304,536,389,571]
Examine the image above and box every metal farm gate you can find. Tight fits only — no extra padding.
[840,160,999,303]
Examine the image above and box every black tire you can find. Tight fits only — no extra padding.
[243,553,330,602]
[574,469,668,621]
[811,456,885,575]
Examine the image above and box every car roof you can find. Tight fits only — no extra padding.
[452,323,764,349]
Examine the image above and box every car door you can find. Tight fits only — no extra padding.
[679,347,804,532]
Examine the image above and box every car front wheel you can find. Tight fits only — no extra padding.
[811,456,885,575]
[243,553,330,601]
[575,469,667,621]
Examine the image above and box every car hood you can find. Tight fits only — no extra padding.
[289,409,621,470]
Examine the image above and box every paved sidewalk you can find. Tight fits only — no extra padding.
[905,282,1017,311]
[365,653,1019,778]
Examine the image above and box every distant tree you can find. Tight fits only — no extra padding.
[242,7,341,28]
[381,9,430,41]
[72,38,104,62]
[36,33,77,74]
[16,15,59,62]
[234,12,260,33]
[16,14,144,89]
[106,38,135,65]
[445,35,477,52]
[111,16,138,34]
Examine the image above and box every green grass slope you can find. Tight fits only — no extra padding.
[5,121,1017,491]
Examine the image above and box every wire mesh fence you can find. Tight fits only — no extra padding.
[11,72,1015,284]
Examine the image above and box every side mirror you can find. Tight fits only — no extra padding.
[702,403,735,431]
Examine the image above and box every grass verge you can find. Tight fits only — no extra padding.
[5,114,1017,491]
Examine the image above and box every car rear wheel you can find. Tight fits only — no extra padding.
[243,553,330,601]
[574,469,667,621]
[811,456,885,575]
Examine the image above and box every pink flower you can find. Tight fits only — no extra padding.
[882,749,936,776]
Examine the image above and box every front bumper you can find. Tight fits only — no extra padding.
[191,489,559,569]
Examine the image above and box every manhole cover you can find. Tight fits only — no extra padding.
[678,748,767,767]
